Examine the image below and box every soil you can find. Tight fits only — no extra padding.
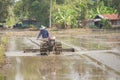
[0,28,120,80]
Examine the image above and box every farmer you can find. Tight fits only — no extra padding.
[37,25,50,40]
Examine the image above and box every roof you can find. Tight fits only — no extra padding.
[99,14,120,20]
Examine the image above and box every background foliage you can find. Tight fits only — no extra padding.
[0,0,120,28]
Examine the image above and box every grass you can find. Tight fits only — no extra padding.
[0,44,5,65]
[0,74,5,80]
[0,34,9,80]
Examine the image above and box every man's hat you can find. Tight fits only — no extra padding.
[40,25,46,29]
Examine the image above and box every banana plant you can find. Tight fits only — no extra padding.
[53,5,77,28]
[87,1,117,18]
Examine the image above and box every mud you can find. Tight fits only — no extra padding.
[1,29,120,80]
[4,56,117,80]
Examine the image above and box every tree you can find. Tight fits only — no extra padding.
[88,1,117,18]
[30,0,50,26]
[0,0,14,22]
[56,0,65,4]
[112,0,120,15]
[14,1,25,19]
[52,0,92,28]
[53,6,77,28]
[13,0,119,29]
[14,0,50,26]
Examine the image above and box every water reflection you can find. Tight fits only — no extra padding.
[15,57,24,80]
[15,73,23,80]
[4,56,119,80]
[4,36,120,80]
[58,36,111,50]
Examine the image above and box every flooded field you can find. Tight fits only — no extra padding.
[1,29,120,80]
[3,56,117,80]
[57,36,111,50]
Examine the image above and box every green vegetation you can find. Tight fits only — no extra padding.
[0,0,120,28]
[0,0,14,27]
[100,19,112,29]
[0,74,4,80]
[13,0,120,29]
[14,0,50,26]
[0,35,8,63]
[0,44,5,64]
[0,34,9,80]
[0,35,8,65]
[6,6,15,28]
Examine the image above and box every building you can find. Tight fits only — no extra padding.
[20,19,40,28]
[14,19,40,28]
[94,14,120,28]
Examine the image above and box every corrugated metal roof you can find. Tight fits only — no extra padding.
[101,14,120,20]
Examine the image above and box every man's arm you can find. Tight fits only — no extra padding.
[37,31,42,39]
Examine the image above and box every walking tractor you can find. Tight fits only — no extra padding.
[24,37,75,55]
[40,37,62,55]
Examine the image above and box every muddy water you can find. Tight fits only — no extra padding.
[5,56,117,80]
[57,36,111,50]
[4,37,119,80]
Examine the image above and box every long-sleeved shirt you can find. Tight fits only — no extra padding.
[37,29,49,39]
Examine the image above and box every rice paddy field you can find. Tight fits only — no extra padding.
[0,28,120,80]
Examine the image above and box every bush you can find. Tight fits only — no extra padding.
[90,25,98,29]
[28,25,38,30]
[100,19,112,29]
[102,21,112,29]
